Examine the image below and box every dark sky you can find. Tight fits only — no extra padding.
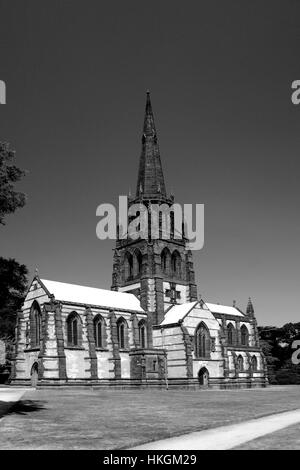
[0,0,299,326]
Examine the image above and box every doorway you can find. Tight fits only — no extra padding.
[30,362,39,387]
[198,367,209,387]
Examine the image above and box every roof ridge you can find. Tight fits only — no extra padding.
[40,278,136,296]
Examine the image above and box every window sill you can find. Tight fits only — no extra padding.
[95,348,109,352]
[119,348,130,353]
[65,346,85,350]
[24,347,40,352]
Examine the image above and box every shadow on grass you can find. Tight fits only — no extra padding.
[0,400,46,417]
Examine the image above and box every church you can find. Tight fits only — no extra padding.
[12,93,268,389]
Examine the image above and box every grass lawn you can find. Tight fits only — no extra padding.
[235,422,300,450]
[0,385,300,449]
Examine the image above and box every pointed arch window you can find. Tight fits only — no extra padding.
[251,355,258,372]
[117,317,128,350]
[124,252,133,280]
[94,314,106,349]
[195,322,211,358]
[133,250,143,277]
[241,325,249,346]
[171,250,181,277]
[170,211,175,239]
[30,301,41,348]
[227,323,235,346]
[66,312,82,347]
[237,355,244,371]
[138,320,147,348]
[161,248,171,273]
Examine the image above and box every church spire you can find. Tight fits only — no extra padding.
[143,90,156,136]
[136,91,167,199]
[246,297,255,316]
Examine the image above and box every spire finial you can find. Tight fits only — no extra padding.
[34,267,39,278]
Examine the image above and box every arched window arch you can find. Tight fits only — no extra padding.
[117,317,128,350]
[124,252,133,280]
[251,355,258,371]
[227,323,235,346]
[195,322,211,358]
[237,355,244,371]
[94,314,106,349]
[171,250,181,277]
[133,250,143,277]
[30,301,41,348]
[66,312,82,347]
[241,324,249,346]
[161,248,171,273]
[138,320,147,348]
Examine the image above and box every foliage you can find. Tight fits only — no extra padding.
[0,141,26,225]
[0,257,28,338]
[259,323,300,384]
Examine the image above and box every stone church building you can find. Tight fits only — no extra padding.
[12,93,268,388]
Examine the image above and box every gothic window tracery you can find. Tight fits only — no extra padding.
[66,312,82,347]
[30,301,41,348]
[195,322,211,358]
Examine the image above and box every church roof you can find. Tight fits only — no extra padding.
[161,301,199,325]
[205,302,245,317]
[39,279,145,313]
[160,300,245,326]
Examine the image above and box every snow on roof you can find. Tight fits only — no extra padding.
[39,279,145,313]
[161,301,199,326]
[205,302,244,317]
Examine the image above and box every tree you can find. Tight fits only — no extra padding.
[258,324,300,384]
[0,258,28,338]
[0,141,26,225]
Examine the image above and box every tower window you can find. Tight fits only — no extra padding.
[170,211,175,239]
[124,252,133,280]
[133,250,143,277]
[171,250,181,277]
[161,248,171,273]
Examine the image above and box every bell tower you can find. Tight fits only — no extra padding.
[111,92,198,326]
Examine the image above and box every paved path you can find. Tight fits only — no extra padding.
[0,387,28,419]
[0,387,27,403]
[131,408,300,450]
